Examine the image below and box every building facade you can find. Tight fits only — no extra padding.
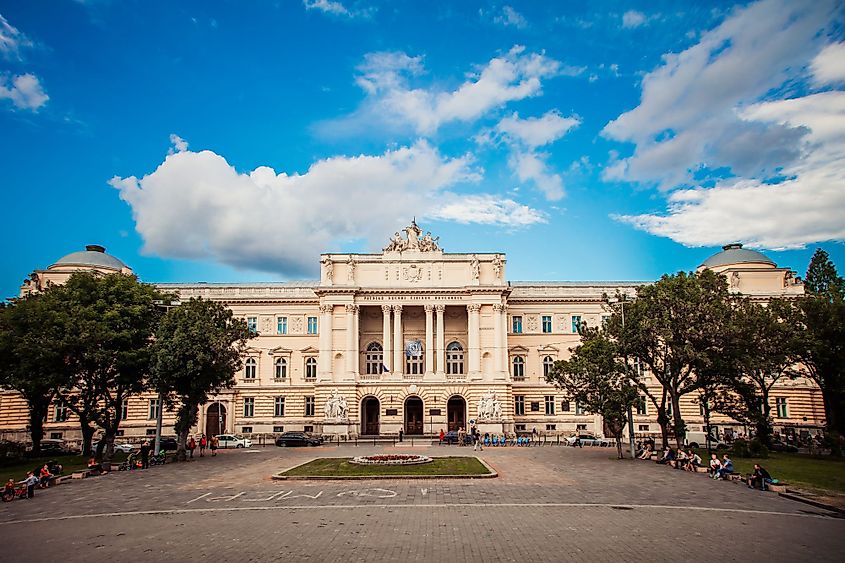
[0,222,825,445]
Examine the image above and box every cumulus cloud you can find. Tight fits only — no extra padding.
[110,140,543,275]
[621,10,647,28]
[508,149,564,201]
[0,73,48,111]
[494,6,528,29]
[302,0,374,19]
[168,134,188,153]
[319,46,564,137]
[496,110,580,148]
[0,13,33,60]
[603,0,836,190]
[811,42,845,86]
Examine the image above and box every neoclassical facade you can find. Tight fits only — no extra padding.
[0,222,825,444]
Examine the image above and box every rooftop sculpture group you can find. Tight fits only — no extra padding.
[384,220,441,252]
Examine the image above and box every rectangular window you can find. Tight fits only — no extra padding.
[304,425,314,433]
[305,396,315,417]
[561,400,570,412]
[241,426,253,434]
[273,426,284,433]
[545,395,555,415]
[575,401,585,415]
[635,397,647,416]
[243,397,254,418]
[277,316,287,335]
[515,424,526,432]
[699,399,708,417]
[571,315,582,333]
[49,432,63,440]
[247,317,257,332]
[530,401,540,412]
[54,403,68,422]
[666,402,673,418]
[514,395,525,416]
[148,399,160,420]
[512,315,522,334]
[120,399,128,421]
[146,428,157,436]
[638,424,650,432]
[601,314,611,327]
[546,424,556,431]
[307,316,318,334]
[776,398,788,418]
[541,315,552,333]
[274,396,285,418]
[576,424,587,431]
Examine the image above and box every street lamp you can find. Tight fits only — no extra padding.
[607,295,636,460]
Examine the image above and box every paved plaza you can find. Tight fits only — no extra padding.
[2,444,844,562]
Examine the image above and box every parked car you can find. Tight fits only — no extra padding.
[275,432,321,447]
[156,437,179,452]
[215,434,252,448]
[770,440,799,453]
[685,431,728,449]
[565,434,610,447]
[36,439,76,456]
[114,443,138,453]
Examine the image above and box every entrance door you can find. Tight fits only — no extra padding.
[447,396,466,432]
[206,403,226,436]
[404,397,424,435]
[361,397,380,435]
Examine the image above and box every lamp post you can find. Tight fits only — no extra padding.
[608,296,636,460]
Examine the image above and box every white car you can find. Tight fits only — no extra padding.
[215,434,252,448]
[113,443,138,453]
[565,434,610,447]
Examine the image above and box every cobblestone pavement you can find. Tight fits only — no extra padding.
[2,444,844,562]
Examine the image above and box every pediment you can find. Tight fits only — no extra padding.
[268,346,293,355]
[300,346,319,354]
[508,345,530,354]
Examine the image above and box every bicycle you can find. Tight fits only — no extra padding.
[2,482,28,502]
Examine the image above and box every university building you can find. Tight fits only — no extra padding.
[1,222,825,444]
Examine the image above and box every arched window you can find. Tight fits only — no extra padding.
[406,344,424,375]
[543,356,554,378]
[244,357,257,380]
[366,342,384,375]
[512,356,525,379]
[305,357,317,380]
[274,357,287,380]
[446,341,464,375]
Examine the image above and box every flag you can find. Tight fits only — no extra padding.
[381,363,391,374]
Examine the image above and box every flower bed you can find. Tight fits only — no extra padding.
[350,454,433,466]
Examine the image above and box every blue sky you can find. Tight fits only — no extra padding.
[1,0,844,299]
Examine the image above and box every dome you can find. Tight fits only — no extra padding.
[699,243,776,269]
[51,244,129,271]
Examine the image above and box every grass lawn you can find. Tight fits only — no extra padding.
[1,452,129,483]
[694,449,845,493]
[281,456,491,478]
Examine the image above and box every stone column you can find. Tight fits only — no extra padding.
[493,304,504,377]
[345,304,358,380]
[424,304,434,377]
[500,305,509,379]
[435,304,446,376]
[318,304,333,381]
[353,305,360,377]
[381,304,392,373]
[392,304,403,377]
[467,303,481,376]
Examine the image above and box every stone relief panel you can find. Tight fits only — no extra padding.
[556,314,567,332]
[526,315,539,333]
[291,316,303,334]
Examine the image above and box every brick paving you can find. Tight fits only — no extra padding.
[1,444,844,561]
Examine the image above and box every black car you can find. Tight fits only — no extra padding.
[275,432,322,447]
[770,440,799,453]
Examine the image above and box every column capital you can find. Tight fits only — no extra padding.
[392,304,403,313]
[319,304,333,314]
[381,304,393,314]
[435,304,446,313]
[467,303,481,313]
[345,304,359,313]
[493,303,504,312]
[424,304,435,313]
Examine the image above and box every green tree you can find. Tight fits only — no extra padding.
[607,270,731,449]
[150,298,252,462]
[0,293,74,455]
[796,249,845,449]
[546,327,639,459]
[55,272,165,461]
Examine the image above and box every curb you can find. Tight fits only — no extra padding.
[272,456,498,481]
[779,492,845,516]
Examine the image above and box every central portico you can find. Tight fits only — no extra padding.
[314,220,510,436]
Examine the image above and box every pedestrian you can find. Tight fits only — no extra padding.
[532,427,538,441]
[398,429,404,443]
[457,426,465,447]
[23,471,38,499]
[439,429,445,445]
[188,436,196,459]
[473,427,482,451]
[199,434,207,457]
[140,441,150,469]
[210,435,219,456]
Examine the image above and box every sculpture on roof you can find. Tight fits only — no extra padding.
[382,220,442,252]
[321,256,333,283]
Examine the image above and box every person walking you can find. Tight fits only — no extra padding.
[188,436,196,459]
[210,435,219,457]
[199,434,207,457]
[473,427,483,451]
[23,471,38,499]
[140,441,150,469]
[439,429,445,445]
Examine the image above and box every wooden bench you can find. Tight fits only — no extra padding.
[694,466,709,474]
[767,483,788,493]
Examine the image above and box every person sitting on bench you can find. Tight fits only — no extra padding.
[657,448,676,465]
[638,444,654,460]
[716,454,734,480]
[685,450,702,472]
[708,454,722,478]
[747,464,773,490]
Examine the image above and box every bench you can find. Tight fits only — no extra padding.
[694,466,709,474]
[766,483,788,493]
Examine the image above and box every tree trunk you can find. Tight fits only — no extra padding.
[702,402,713,456]
[80,421,95,458]
[175,402,199,462]
[99,425,118,464]
[759,386,773,448]
[27,398,49,456]
[656,406,670,450]
[671,393,685,449]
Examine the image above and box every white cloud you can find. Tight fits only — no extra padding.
[509,149,564,201]
[168,134,188,153]
[302,0,373,19]
[320,46,564,137]
[494,6,528,29]
[496,110,580,148]
[0,13,33,60]
[621,10,647,28]
[603,0,836,190]
[430,194,546,226]
[0,73,48,111]
[110,140,543,274]
[811,42,845,86]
